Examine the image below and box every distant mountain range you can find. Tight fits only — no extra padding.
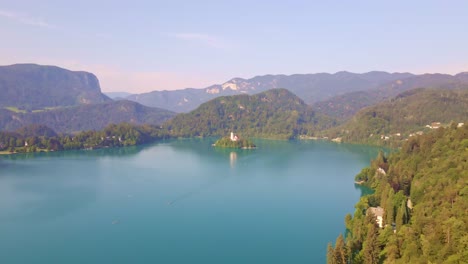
[123,71,468,119]
[125,71,414,113]
[105,92,134,99]
[1,63,467,143]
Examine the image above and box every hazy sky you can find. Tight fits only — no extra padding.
[1,1,467,93]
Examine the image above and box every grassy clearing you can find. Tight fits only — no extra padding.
[4,106,27,113]
[4,106,63,113]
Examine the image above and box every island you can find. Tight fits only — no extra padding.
[213,132,256,149]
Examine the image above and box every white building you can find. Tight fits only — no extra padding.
[368,207,385,228]
[230,132,239,142]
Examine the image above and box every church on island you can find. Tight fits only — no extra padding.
[230,132,239,142]
[213,132,256,149]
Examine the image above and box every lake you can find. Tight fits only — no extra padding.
[0,139,379,263]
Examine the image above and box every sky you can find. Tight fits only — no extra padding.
[1,0,468,93]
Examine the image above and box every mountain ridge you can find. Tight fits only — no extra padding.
[125,71,414,112]
[313,73,468,120]
[0,63,111,109]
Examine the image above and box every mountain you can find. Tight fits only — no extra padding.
[327,88,468,145]
[126,72,413,112]
[0,100,175,133]
[0,64,111,110]
[126,88,224,113]
[105,92,134,99]
[314,73,468,120]
[164,88,335,139]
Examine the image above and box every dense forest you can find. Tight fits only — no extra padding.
[165,88,335,139]
[327,124,467,263]
[0,123,167,153]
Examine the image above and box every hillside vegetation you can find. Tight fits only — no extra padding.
[326,88,468,146]
[0,100,175,133]
[328,124,467,263]
[0,123,167,153]
[164,88,335,139]
[314,73,468,121]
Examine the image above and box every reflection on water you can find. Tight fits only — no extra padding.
[230,151,237,168]
[0,144,144,161]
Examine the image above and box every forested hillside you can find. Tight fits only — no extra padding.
[325,88,468,146]
[314,73,468,121]
[164,88,335,139]
[0,123,167,153]
[0,100,175,133]
[327,124,468,263]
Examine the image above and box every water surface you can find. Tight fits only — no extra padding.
[0,139,378,263]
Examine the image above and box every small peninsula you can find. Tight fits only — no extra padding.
[213,132,256,149]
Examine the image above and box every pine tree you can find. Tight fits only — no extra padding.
[395,200,408,230]
[385,188,395,226]
[334,233,348,264]
[327,242,336,264]
[363,223,380,264]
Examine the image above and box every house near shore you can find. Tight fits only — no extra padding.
[426,122,442,129]
[331,137,342,143]
[368,206,385,228]
[377,167,386,176]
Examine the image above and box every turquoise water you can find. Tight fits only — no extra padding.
[0,139,378,263]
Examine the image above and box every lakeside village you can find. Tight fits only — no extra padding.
[299,121,465,143]
[212,132,256,149]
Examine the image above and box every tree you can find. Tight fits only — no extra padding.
[395,200,408,230]
[334,233,348,264]
[327,243,336,264]
[363,223,380,264]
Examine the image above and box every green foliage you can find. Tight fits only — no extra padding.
[314,74,468,122]
[325,88,468,147]
[332,124,468,263]
[0,100,175,133]
[165,88,336,139]
[213,136,256,149]
[0,123,168,153]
